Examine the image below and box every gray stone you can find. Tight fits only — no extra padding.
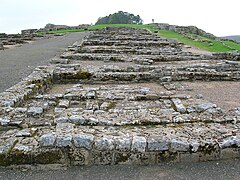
[56,134,72,147]
[56,123,74,134]
[15,107,27,113]
[115,137,132,151]
[171,98,186,113]
[0,117,10,126]
[131,136,146,152]
[13,145,33,152]
[73,133,94,149]
[55,116,69,123]
[170,139,189,152]
[58,100,70,108]
[196,102,216,112]
[148,137,169,151]
[219,136,240,148]
[95,136,115,151]
[69,115,86,125]
[39,133,56,147]
[27,107,43,116]
[16,129,31,137]
[88,117,99,125]
[86,91,96,99]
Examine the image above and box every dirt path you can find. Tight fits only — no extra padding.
[0,32,88,92]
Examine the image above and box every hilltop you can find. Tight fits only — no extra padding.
[33,22,240,53]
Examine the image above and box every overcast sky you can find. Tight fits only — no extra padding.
[0,0,239,36]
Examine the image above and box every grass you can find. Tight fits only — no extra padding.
[221,40,240,51]
[39,24,240,52]
[158,30,240,52]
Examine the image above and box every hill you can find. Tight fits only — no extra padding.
[37,23,240,53]
[221,35,240,42]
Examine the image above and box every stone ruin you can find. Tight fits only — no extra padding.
[0,27,239,166]
[0,32,48,50]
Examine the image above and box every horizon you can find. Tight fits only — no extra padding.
[0,0,239,36]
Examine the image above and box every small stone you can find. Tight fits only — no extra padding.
[196,102,216,112]
[88,117,98,125]
[15,108,27,113]
[39,133,56,147]
[115,137,132,151]
[171,98,186,113]
[27,107,43,116]
[85,91,96,99]
[16,129,31,137]
[56,134,72,147]
[95,136,115,151]
[55,117,69,123]
[58,100,70,108]
[56,123,74,134]
[100,102,110,110]
[13,145,32,152]
[170,139,189,152]
[131,136,146,152]
[0,118,10,126]
[69,115,86,125]
[219,136,240,149]
[148,137,169,151]
[73,133,94,149]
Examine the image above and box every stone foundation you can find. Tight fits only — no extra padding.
[0,27,239,166]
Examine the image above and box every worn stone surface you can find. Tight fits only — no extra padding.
[0,27,239,166]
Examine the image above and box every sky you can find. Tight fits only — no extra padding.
[0,0,239,36]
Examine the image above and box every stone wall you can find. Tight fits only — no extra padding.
[155,23,215,39]
[0,27,239,166]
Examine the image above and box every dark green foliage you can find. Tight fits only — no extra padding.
[96,11,143,25]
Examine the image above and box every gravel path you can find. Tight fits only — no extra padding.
[0,32,88,92]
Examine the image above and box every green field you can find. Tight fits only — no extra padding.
[40,24,240,52]
[158,30,239,52]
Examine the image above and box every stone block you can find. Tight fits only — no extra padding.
[73,133,94,150]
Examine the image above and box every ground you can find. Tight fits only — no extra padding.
[0,159,239,180]
[0,32,88,92]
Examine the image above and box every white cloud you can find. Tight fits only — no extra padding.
[0,0,239,36]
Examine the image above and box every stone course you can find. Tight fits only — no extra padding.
[0,27,239,166]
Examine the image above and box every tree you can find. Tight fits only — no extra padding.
[95,11,143,25]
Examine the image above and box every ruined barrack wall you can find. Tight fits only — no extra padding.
[0,27,239,166]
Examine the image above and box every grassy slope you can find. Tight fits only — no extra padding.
[40,24,240,52]
[158,30,239,52]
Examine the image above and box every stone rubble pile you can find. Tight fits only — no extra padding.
[0,27,239,166]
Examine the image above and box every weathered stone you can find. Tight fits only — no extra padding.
[56,134,72,147]
[148,137,169,151]
[73,133,94,149]
[69,115,86,125]
[171,98,186,113]
[58,100,70,108]
[27,107,43,116]
[170,139,189,152]
[95,136,115,151]
[196,102,216,112]
[131,136,146,152]
[39,133,56,147]
[115,137,132,151]
[0,117,10,126]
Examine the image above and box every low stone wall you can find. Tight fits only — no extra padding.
[0,27,239,166]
